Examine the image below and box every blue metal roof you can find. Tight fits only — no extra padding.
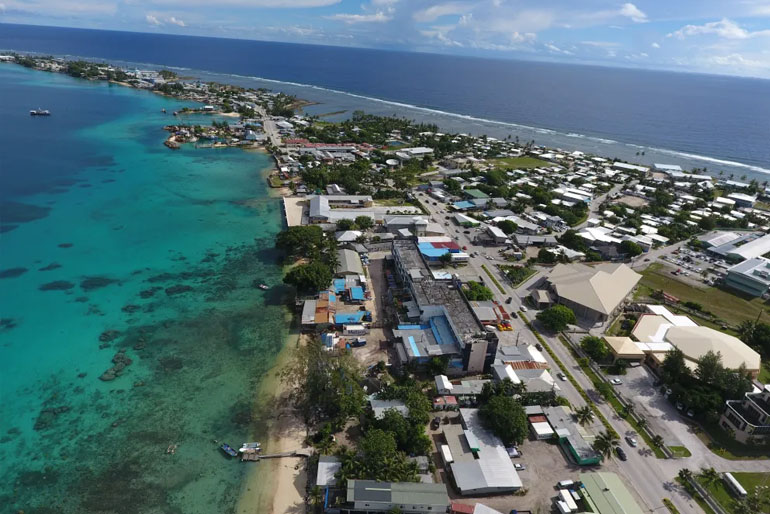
[350,286,364,300]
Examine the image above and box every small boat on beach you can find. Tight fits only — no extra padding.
[220,443,238,457]
[30,108,51,116]
[258,284,269,290]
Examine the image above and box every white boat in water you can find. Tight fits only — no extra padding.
[239,442,261,453]
[30,108,51,116]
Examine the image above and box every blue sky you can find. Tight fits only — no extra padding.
[2,0,770,78]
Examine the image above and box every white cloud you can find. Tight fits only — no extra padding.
[651,42,660,48]
[668,18,770,40]
[146,13,186,27]
[580,40,620,47]
[709,53,767,68]
[618,3,647,23]
[168,16,185,26]
[152,0,340,6]
[146,14,161,25]
[413,2,469,23]
[327,11,392,24]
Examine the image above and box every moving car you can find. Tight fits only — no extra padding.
[615,447,628,461]
[610,378,622,385]
[625,436,638,447]
[520,306,528,312]
[506,297,513,304]
[514,463,527,471]
[557,372,567,381]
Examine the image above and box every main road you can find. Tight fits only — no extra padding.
[417,194,705,514]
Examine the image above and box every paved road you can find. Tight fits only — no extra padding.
[575,183,623,230]
[256,107,282,147]
[418,195,706,513]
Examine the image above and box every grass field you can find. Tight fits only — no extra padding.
[669,445,692,458]
[636,263,768,326]
[759,362,770,383]
[490,156,551,170]
[698,472,770,513]
[694,422,770,460]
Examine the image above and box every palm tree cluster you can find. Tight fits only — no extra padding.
[592,430,620,460]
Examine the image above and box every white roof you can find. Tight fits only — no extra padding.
[487,225,507,239]
[667,326,761,371]
[548,263,641,315]
[440,444,454,464]
[436,374,453,391]
[316,456,341,487]
[531,421,555,437]
[728,233,770,261]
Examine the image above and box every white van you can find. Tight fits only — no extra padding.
[557,480,575,489]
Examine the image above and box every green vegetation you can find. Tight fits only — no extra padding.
[276,225,337,292]
[694,422,770,460]
[464,281,495,301]
[335,431,419,483]
[676,474,718,514]
[636,263,766,327]
[490,156,551,170]
[497,219,518,235]
[619,240,643,257]
[697,470,770,514]
[659,347,754,424]
[592,430,620,461]
[481,264,506,294]
[663,498,680,514]
[499,265,536,287]
[521,315,619,439]
[581,335,610,363]
[669,445,692,458]
[282,338,365,426]
[336,215,373,231]
[536,305,576,332]
[479,394,528,446]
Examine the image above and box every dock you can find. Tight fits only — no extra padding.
[240,449,312,462]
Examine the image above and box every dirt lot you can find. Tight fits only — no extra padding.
[349,253,391,368]
[614,195,649,208]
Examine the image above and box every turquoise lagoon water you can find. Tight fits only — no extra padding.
[0,65,289,513]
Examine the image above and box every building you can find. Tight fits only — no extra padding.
[546,263,641,323]
[727,192,757,208]
[369,397,409,420]
[578,472,645,514]
[442,409,522,495]
[337,249,365,276]
[307,195,374,224]
[316,455,341,488]
[340,480,449,514]
[543,406,601,465]
[726,233,770,262]
[629,306,761,377]
[392,241,497,373]
[720,384,770,443]
[725,257,770,297]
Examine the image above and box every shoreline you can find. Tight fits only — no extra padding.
[236,328,309,514]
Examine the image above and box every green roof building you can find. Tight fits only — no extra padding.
[344,480,449,513]
[578,472,645,514]
[463,189,489,200]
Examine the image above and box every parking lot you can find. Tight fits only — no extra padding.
[613,365,705,452]
[658,246,727,287]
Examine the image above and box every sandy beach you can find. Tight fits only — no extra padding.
[236,332,309,514]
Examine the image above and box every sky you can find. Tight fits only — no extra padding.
[2,1,770,78]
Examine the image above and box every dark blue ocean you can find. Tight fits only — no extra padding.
[2,22,770,178]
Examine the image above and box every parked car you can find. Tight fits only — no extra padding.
[535,343,543,352]
[676,402,684,411]
[625,436,638,447]
[557,372,567,381]
[520,306,528,312]
[616,447,628,461]
[431,416,441,430]
[506,297,513,304]
[514,463,527,471]
[610,378,623,385]
[686,409,695,418]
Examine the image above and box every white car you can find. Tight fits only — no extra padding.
[610,378,623,385]
[520,306,528,312]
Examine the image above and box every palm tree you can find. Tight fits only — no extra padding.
[593,430,620,460]
[636,418,648,431]
[623,403,636,418]
[651,435,664,448]
[574,405,594,426]
[698,467,720,486]
[678,468,693,482]
[309,485,324,513]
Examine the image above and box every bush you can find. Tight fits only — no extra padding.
[537,305,576,332]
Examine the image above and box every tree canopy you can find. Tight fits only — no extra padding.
[276,225,325,260]
[537,305,577,332]
[478,394,528,446]
[464,281,494,301]
[581,336,610,362]
[497,220,518,235]
[283,261,333,292]
[619,240,643,257]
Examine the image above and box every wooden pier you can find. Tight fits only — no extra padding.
[240,449,312,462]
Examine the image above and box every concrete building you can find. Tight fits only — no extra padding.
[340,480,449,514]
[546,263,641,323]
[543,406,601,466]
[578,472,645,514]
[630,306,761,377]
[727,233,770,262]
[442,409,522,495]
[721,384,770,443]
[725,257,770,297]
[391,241,497,374]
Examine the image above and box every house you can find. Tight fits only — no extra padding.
[546,263,641,323]
[316,455,341,488]
[725,257,770,297]
[442,409,522,495]
[543,406,601,465]
[720,384,770,443]
[337,249,364,276]
[339,480,449,514]
[368,397,409,420]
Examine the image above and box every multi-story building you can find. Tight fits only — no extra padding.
[720,385,770,443]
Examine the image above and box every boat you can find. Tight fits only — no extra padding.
[220,443,238,457]
[30,108,51,116]
[239,442,261,453]
[258,284,269,290]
